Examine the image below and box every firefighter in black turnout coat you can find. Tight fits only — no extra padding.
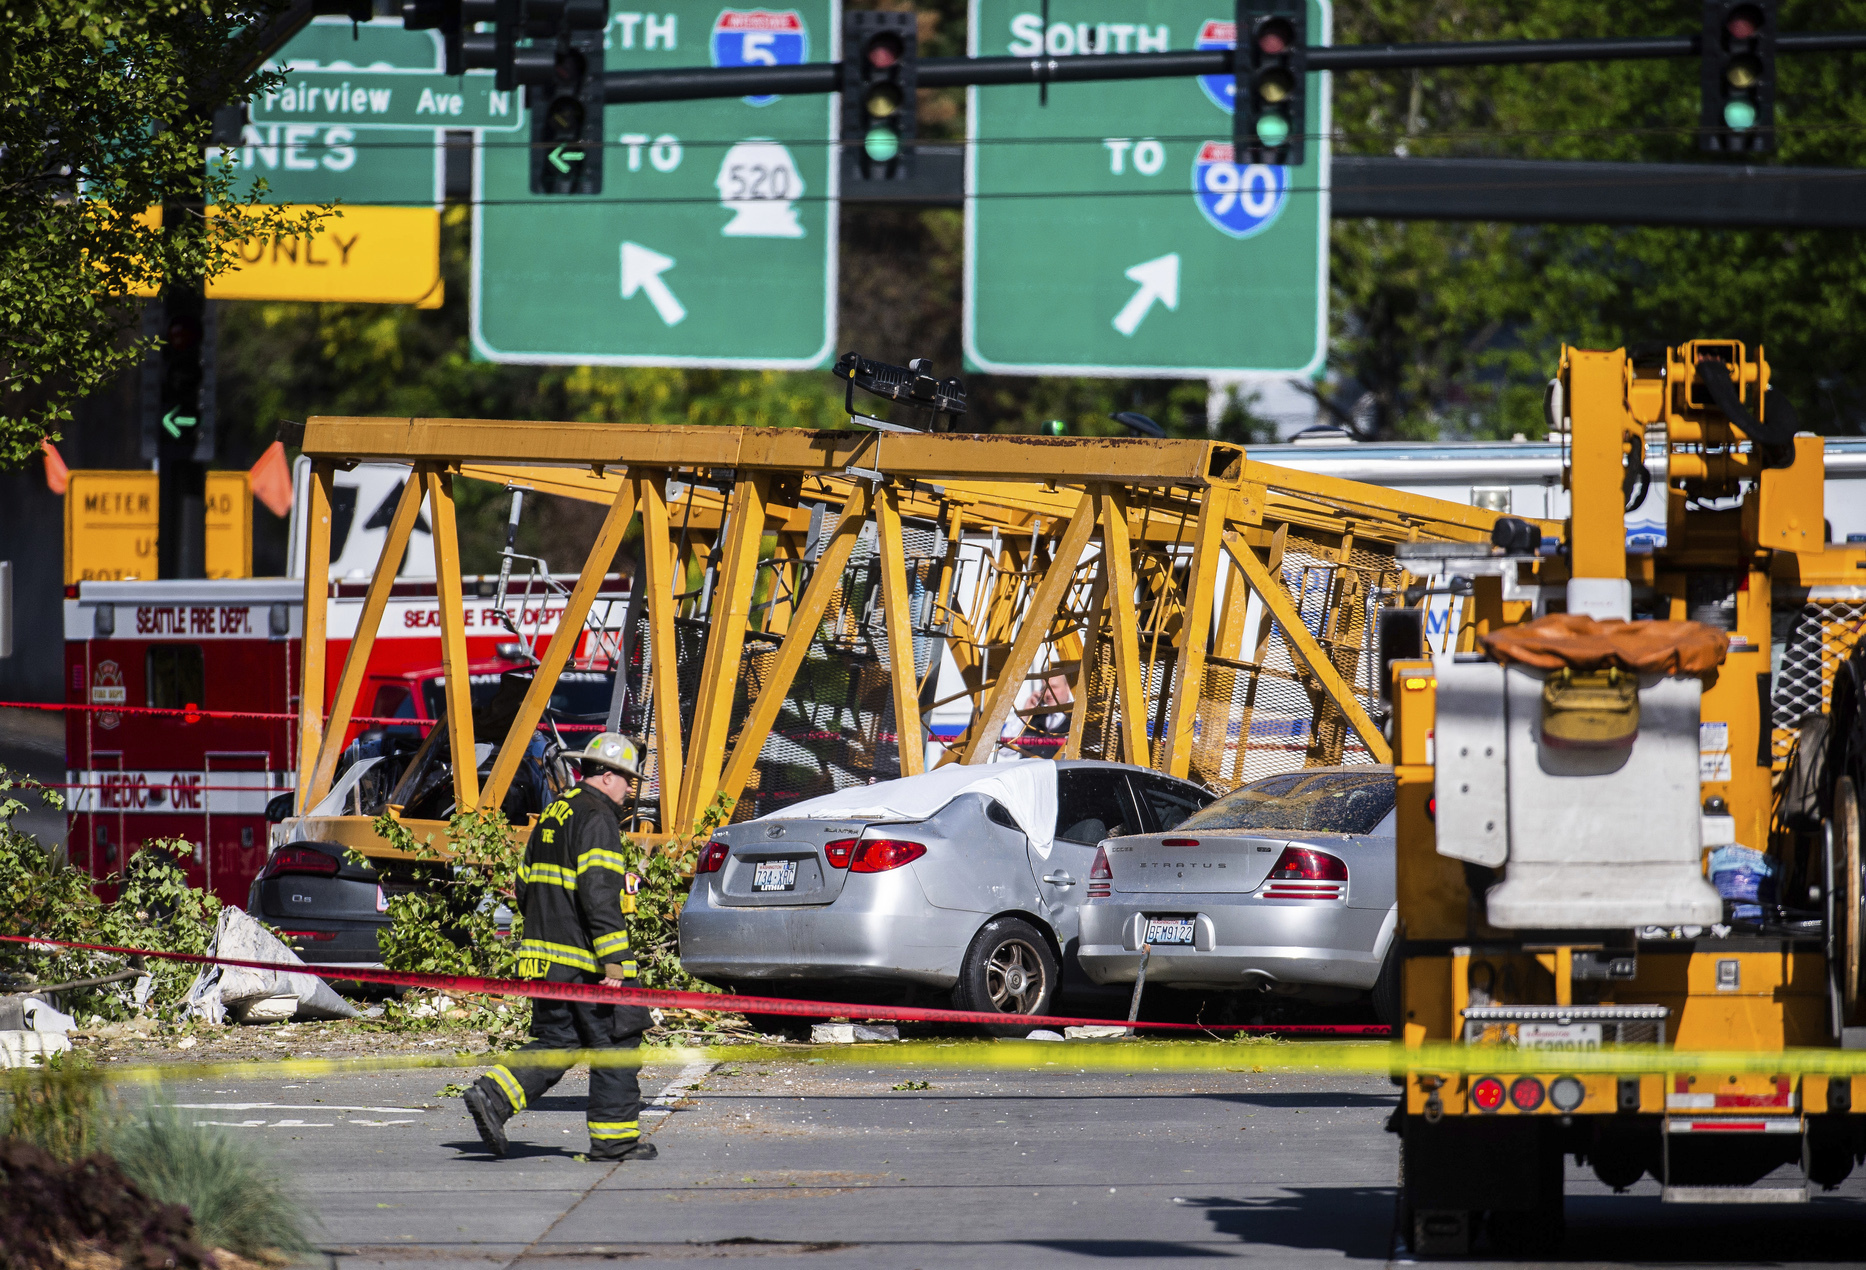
[464,732,657,1161]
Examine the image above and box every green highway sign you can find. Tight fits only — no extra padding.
[470,1,840,369]
[221,17,463,207]
[964,0,1331,377]
[250,70,525,133]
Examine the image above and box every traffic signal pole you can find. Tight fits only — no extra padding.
[600,28,1866,104]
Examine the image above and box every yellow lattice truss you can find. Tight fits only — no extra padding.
[292,419,1545,847]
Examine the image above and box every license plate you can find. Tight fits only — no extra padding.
[1517,1023,1603,1051]
[752,860,798,892]
[1145,917,1196,946]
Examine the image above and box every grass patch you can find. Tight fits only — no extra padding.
[2,1064,313,1260]
[109,1103,315,1258]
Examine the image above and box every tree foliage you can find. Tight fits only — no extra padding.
[0,0,322,467]
[0,770,221,1019]
[1325,0,1866,439]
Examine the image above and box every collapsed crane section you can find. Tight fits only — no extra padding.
[286,421,1521,855]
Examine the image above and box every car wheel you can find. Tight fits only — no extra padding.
[1371,941,1402,1030]
[953,917,1059,1036]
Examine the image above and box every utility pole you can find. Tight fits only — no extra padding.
[145,276,215,581]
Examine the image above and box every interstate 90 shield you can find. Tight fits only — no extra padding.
[1192,141,1288,239]
[1196,20,1235,113]
[712,9,810,106]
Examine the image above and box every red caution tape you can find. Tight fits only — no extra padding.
[0,933,1391,1038]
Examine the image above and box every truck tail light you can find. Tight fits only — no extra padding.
[824,838,857,869]
[1510,1076,1547,1112]
[1471,1076,1506,1112]
[264,847,339,878]
[697,839,730,874]
[849,839,925,873]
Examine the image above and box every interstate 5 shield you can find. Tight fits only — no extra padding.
[964,0,1329,377]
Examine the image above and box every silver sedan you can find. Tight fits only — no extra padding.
[1077,766,1399,1022]
[678,758,1213,1027]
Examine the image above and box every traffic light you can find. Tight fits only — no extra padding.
[843,11,916,181]
[401,0,503,78]
[1700,1,1775,153]
[404,1,605,191]
[1234,0,1306,167]
[526,1,609,194]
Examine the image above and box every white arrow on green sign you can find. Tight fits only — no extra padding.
[964,0,1331,377]
[470,0,840,369]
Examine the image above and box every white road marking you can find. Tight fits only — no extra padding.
[642,1059,714,1119]
[174,1103,425,1114]
[195,1119,333,1128]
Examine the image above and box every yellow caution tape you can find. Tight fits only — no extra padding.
[64,1038,1866,1086]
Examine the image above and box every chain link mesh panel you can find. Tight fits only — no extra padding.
[1771,589,1866,768]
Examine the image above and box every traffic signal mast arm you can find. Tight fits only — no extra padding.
[598,27,1866,104]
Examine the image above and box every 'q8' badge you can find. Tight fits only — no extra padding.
[1192,141,1289,239]
[712,10,809,107]
[1196,20,1235,113]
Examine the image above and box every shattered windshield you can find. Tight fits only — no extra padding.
[1176,769,1395,836]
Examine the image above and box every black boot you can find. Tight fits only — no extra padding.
[463,1085,510,1157]
[588,1139,658,1162]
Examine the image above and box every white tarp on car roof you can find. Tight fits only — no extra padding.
[766,758,1060,855]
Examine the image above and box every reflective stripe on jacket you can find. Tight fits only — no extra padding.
[512,782,638,979]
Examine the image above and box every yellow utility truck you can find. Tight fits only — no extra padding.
[1387,339,1866,1254]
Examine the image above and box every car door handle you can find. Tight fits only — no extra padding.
[1042,872,1076,886]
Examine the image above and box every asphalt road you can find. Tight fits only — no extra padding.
[151,1046,1866,1269]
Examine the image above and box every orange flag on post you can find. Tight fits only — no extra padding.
[42,440,68,495]
[249,440,293,517]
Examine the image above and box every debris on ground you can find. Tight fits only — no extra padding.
[182,908,359,1025]
[811,1023,900,1044]
[0,1136,209,1270]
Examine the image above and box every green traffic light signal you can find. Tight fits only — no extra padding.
[1255,115,1291,147]
[864,127,900,163]
[1723,100,1758,129]
[1045,420,1068,436]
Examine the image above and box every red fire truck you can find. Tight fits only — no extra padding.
[63,574,623,907]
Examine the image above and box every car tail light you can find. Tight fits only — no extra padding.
[265,846,338,878]
[697,839,730,874]
[824,838,857,869]
[1471,1076,1506,1112]
[849,839,926,873]
[278,929,337,942]
[1510,1076,1546,1112]
[1088,845,1113,898]
[1260,846,1347,899]
[1161,837,1198,847]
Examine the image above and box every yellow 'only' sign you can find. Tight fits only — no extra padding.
[130,206,442,308]
[210,206,442,307]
